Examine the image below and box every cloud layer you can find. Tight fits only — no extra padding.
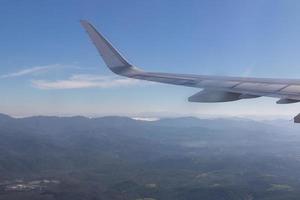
[0,64,65,78]
[32,74,142,89]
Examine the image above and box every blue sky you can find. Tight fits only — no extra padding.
[1,0,300,118]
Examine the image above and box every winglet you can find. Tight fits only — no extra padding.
[80,20,141,76]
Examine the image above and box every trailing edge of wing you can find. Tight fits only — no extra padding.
[80,20,142,76]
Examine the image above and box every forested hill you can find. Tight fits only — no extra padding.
[0,113,299,200]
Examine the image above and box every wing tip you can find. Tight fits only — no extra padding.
[80,19,93,30]
[80,19,89,24]
[80,20,143,76]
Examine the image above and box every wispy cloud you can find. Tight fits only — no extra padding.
[1,64,71,78]
[32,74,143,90]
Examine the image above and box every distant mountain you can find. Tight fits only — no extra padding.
[0,113,295,135]
[0,113,14,124]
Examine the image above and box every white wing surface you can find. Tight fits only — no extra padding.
[80,20,300,122]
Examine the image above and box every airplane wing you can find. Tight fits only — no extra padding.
[80,20,300,122]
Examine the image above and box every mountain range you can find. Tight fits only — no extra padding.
[0,113,299,199]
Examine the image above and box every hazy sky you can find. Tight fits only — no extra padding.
[1,0,300,118]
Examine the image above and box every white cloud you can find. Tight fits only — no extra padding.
[131,117,159,121]
[32,74,143,90]
[1,64,63,78]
